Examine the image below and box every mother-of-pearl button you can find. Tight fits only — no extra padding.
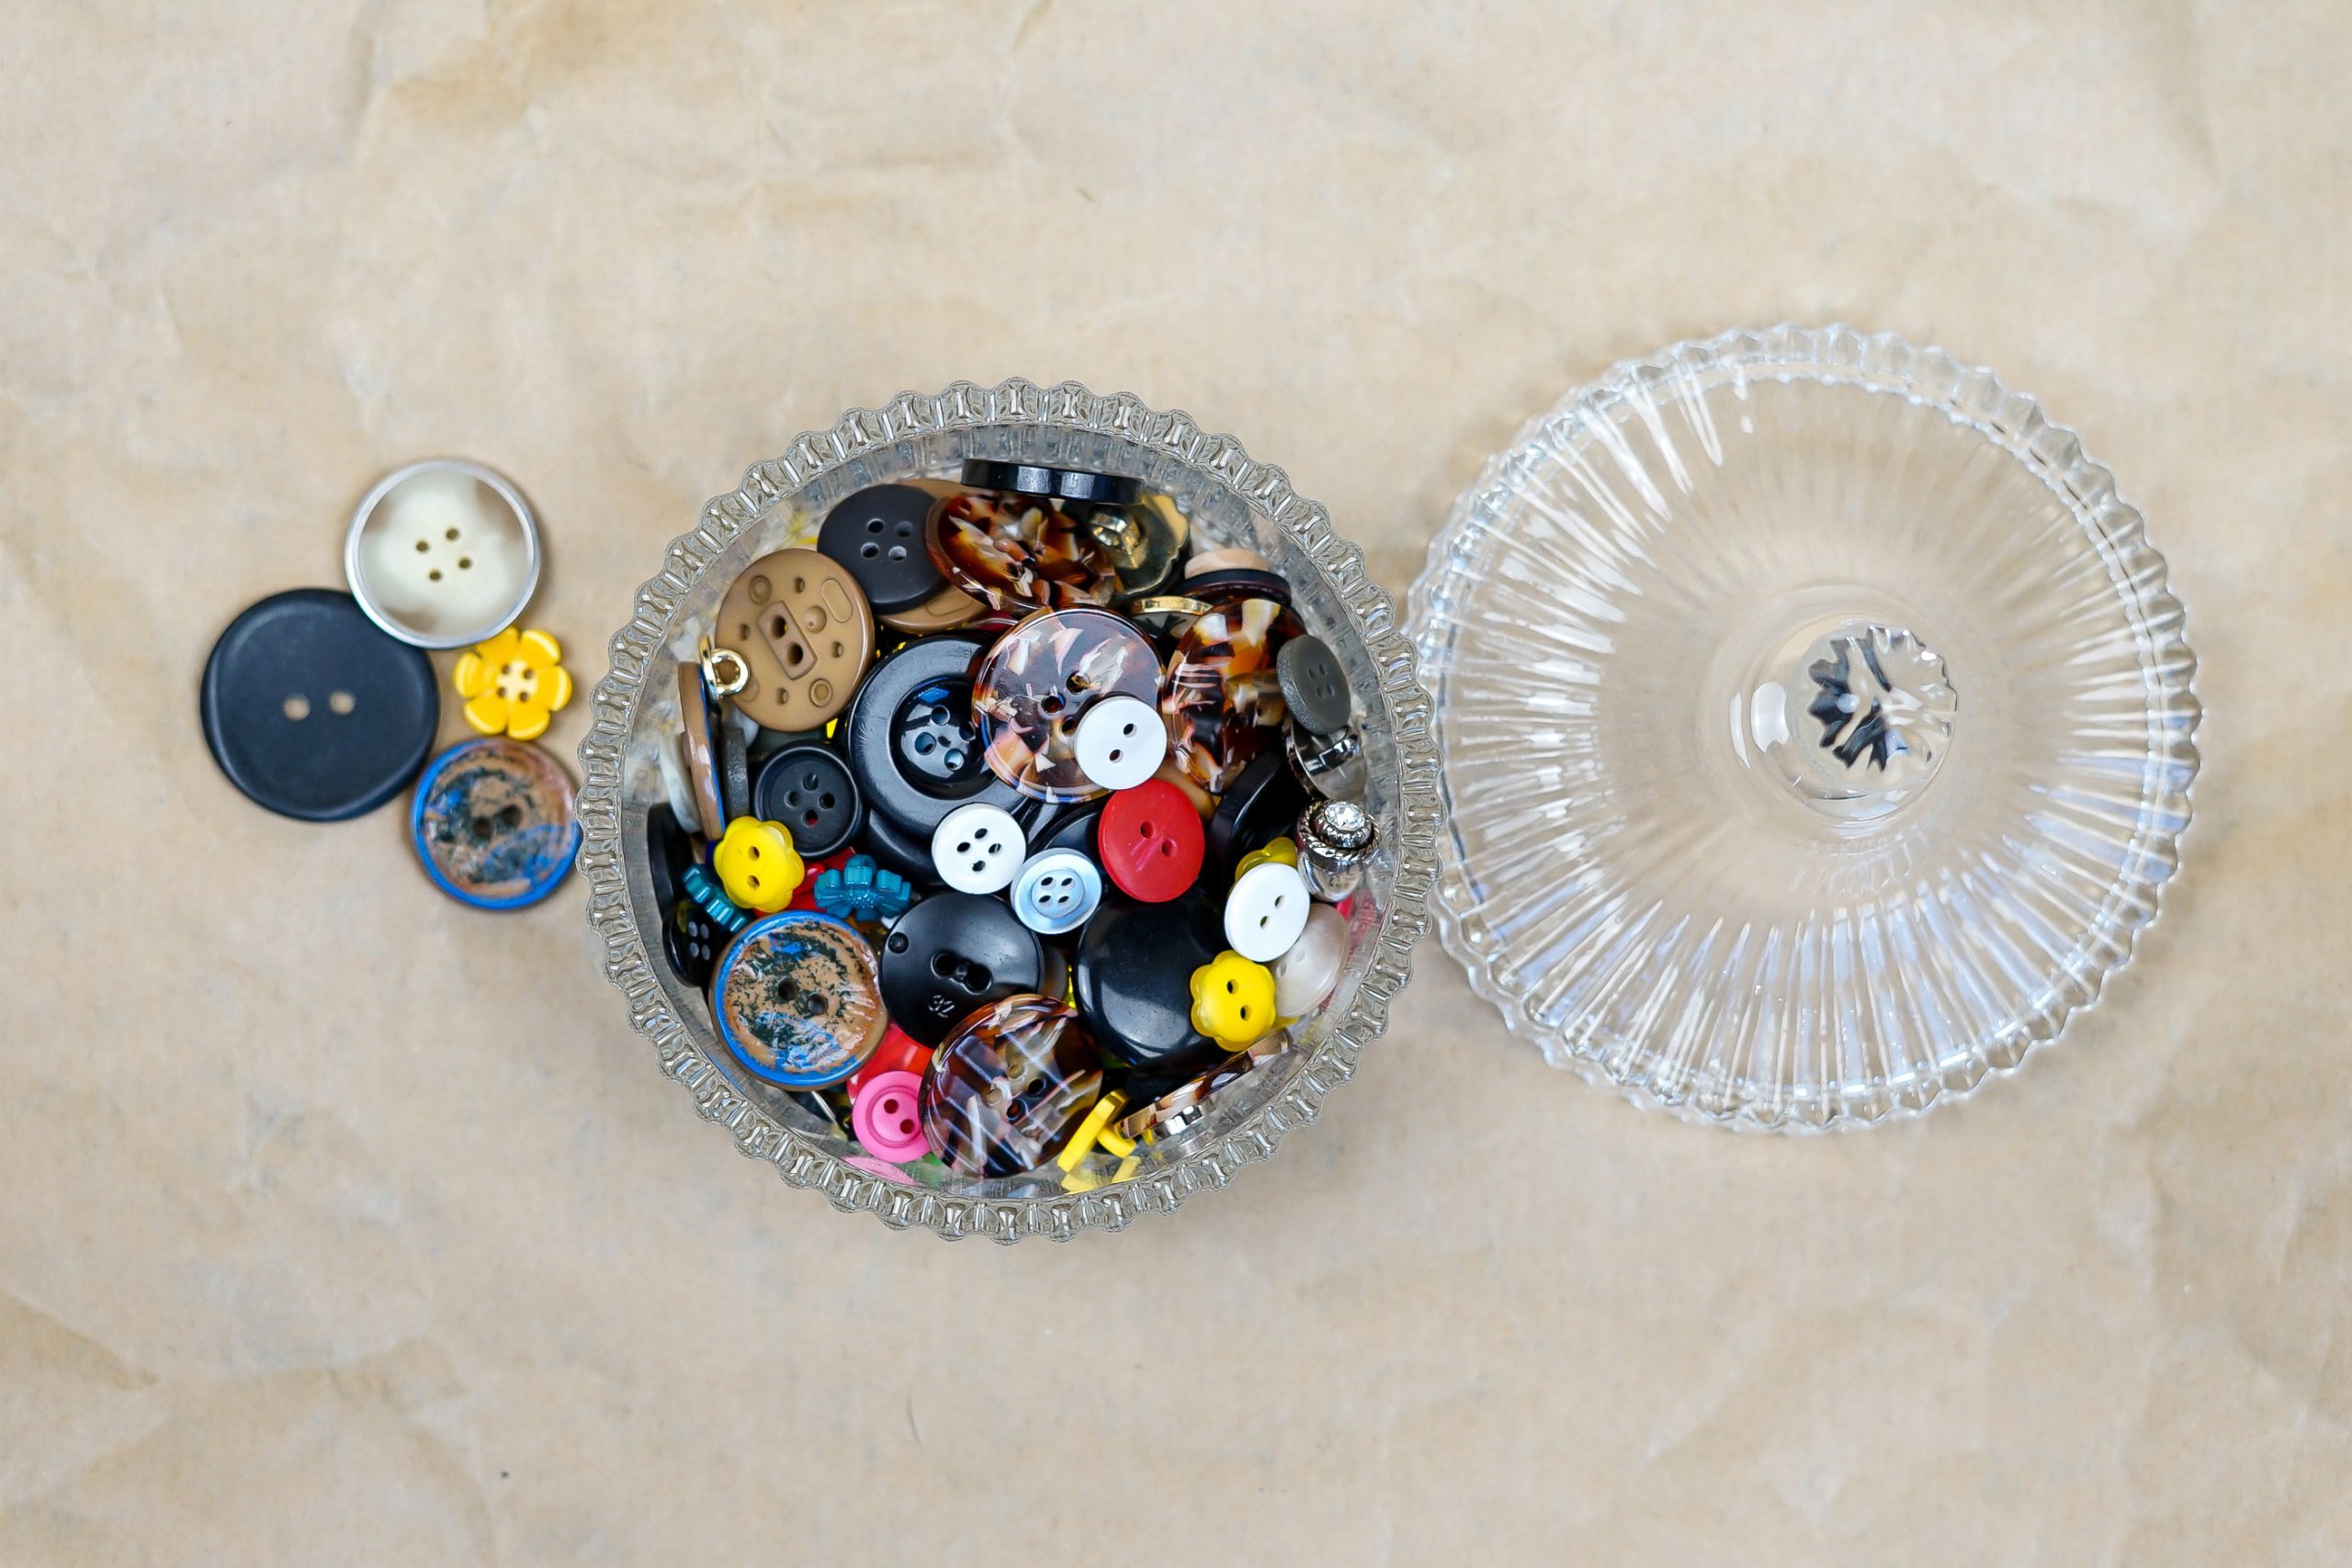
[345,459,541,649]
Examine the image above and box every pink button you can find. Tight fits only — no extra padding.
[852,1070,933,1162]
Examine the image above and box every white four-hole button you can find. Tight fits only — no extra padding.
[931,802,1025,895]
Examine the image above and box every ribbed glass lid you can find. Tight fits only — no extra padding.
[1407,325,2199,1130]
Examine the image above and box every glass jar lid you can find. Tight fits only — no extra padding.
[1408,324,2200,1130]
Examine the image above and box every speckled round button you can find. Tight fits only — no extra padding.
[715,548,876,729]
[712,911,887,1089]
[1160,596,1303,795]
[972,607,1162,802]
[920,993,1104,1178]
[411,737,582,909]
[928,491,1119,614]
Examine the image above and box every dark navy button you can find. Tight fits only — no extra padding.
[1276,634,1352,736]
[664,899,721,989]
[1206,747,1311,876]
[201,588,439,821]
[878,891,1048,1045]
[752,742,863,859]
[818,483,948,615]
[842,632,1027,843]
[1028,797,1105,859]
[1073,884,1223,1066]
[411,737,582,909]
[643,801,695,918]
[959,459,1141,508]
[854,804,948,891]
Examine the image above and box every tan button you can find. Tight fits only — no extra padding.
[676,662,725,840]
[715,548,876,729]
[1184,547,1272,578]
[880,581,985,636]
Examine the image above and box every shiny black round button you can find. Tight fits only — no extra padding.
[1277,634,1352,735]
[878,892,1048,1045]
[665,899,721,989]
[959,459,1140,509]
[818,484,947,615]
[643,802,695,916]
[717,712,753,822]
[842,632,1027,842]
[200,588,439,821]
[1074,884,1222,1066]
[752,742,863,859]
[1206,747,1312,874]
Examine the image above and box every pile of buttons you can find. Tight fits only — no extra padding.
[650,461,1377,1191]
[200,459,583,909]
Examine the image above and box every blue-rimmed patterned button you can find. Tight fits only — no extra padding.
[712,911,886,1089]
[1010,847,1102,936]
[410,737,581,909]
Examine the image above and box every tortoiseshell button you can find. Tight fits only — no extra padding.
[928,491,1118,614]
[715,548,876,730]
[972,606,1162,802]
[411,737,581,910]
[712,911,887,1089]
[920,994,1103,1178]
[1184,547,1272,578]
[1159,596,1303,795]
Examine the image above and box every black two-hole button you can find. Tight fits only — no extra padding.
[200,588,439,821]
[877,892,1046,1046]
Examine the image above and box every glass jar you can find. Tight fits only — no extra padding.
[578,380,1442,1242]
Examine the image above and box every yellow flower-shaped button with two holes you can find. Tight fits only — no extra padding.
[454,627,573,741]
[713,817,807,914]
[1190,950,1277,1050]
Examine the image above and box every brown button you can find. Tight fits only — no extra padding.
[880,581,986,636]
[716,548,876,729]
[1184,547,1272,578]
[676,661,725,840]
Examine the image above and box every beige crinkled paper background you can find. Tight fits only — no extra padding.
[2,3,2346,1563]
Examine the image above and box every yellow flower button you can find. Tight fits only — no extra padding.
[454,627,573,741]
[1189,950,1277,1050]
[1235,836,1299,878]
[713,818,807,914]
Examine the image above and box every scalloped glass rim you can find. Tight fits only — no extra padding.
[1407,324,2201,1131]
[578,379,1442,1242]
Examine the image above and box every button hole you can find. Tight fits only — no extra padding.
[327,691,356,716]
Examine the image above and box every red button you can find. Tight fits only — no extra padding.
[1098,779,1204,903]
[844,1023,933,1097]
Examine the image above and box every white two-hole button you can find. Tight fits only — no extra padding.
[1009,848,1103,936]
[1071,694,1165,792]
[931,802,1025,895]
[1224,860,1312,963]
